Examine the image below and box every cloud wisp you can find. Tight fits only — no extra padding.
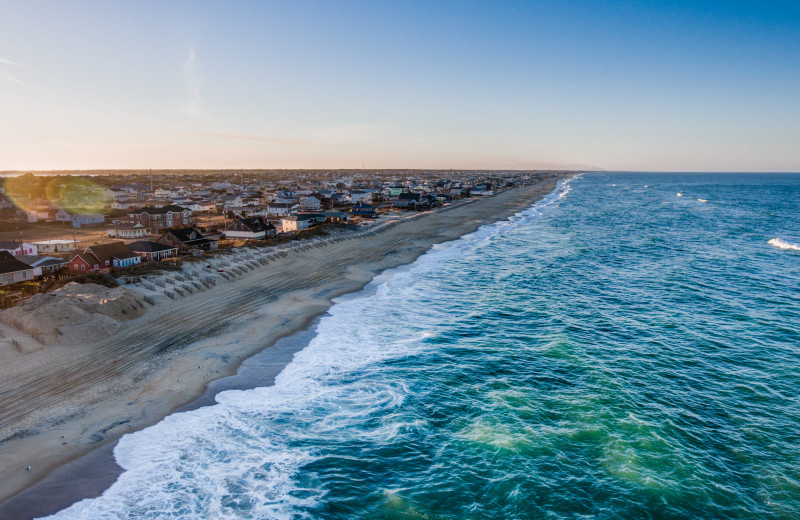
[1,72,29,86]
[0,56,32,86]
[181,46,203,115]
[0,57,30,68]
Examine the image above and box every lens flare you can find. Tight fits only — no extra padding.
[44,176,111,214]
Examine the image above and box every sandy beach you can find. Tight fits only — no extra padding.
[0,176,563,517]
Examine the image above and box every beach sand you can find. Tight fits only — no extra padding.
[0,176,564,518]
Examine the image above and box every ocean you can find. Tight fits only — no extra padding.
[45,173,800,519]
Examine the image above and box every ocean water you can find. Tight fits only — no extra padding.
[46,173,800,520]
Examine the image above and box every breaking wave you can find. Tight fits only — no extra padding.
[769,238,800,251]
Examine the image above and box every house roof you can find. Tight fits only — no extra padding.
[165,228,204,242]
[163,228,218,247]
[86,241,139,263]
[0,251,35,275]
[282,214,318,221]
[0,241,23,250]
[131,205,189,215]
[232,217,275,233]
[71,252,100,266]
[126,240,177,253]
[18,255,68,268]
[110,222,146,230]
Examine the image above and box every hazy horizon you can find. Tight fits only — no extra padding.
[2,1,799,172]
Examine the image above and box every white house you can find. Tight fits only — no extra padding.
[32,239,78,253]
[281,214,317,232]
[267,203,294,217]
[112,201,135,210]
[186,200,217,213]
[349,190,372,204]
[108,223,150,239]
[225,217,277,240]
[18,255,69,277]
[55,209,73,222]
[0,241,37,256]
[299,196,322,212]
[126,240,178,261]
[0,251,36,286]
[220,195,244,208]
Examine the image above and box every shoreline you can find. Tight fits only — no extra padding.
[0,175,566,518]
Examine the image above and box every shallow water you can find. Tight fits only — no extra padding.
[47,173,800,519]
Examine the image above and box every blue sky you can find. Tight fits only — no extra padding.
[1,0,798,171]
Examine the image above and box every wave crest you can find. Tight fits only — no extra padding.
[768,238,800,251]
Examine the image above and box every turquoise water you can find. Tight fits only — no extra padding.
[48,173,800,519]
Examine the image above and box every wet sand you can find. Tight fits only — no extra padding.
[0,176,564,518]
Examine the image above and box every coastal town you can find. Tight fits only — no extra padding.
[0,169,561,307]
[0,172,567,513]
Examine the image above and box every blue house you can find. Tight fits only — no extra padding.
[349,203,376,217]
[72,213,105,228]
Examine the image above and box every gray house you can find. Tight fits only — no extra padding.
[72,213,105,228]
[0,251,36,286]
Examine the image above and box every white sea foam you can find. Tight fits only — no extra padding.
[768,238,800,251]
[42,178,575,520]
[697,199,707,203]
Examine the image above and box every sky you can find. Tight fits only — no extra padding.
[1,0,799,172]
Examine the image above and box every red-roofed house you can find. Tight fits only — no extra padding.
[69,242,141,273]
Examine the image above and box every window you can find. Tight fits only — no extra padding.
[81,265,86,270]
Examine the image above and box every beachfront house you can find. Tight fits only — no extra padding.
[281,214,317,232]
[72,213,106,228]
[471,186,493,196]
[157,228,218,252]
[69,242,141,272]
[393,193,422,210]
[318,211,349,223]
[349,203,376,218]
[225,217,277,240]
[0,251,36,286]
[0,241,37,256]
[18,255,69,279]
[126,240,179,261]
